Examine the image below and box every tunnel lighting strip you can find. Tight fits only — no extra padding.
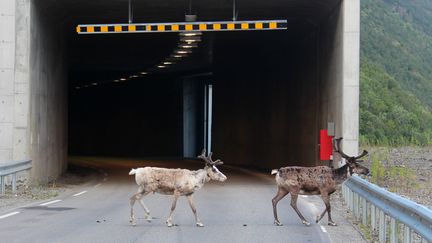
[76,20,287,34]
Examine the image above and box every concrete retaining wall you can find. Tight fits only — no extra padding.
[27,1,68,182]
[0,0,68,182]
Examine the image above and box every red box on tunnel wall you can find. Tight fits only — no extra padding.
[320,129,333,160]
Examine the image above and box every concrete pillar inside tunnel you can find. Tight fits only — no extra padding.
[183,78,197,157]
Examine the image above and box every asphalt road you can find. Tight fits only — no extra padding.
[0,157,365,243]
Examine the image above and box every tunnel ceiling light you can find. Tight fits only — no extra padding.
[171,54,185,58]
[180,32,202,37]
[163,61,174,65]
[178,43,197,48]
[175,49,192,54]
[157,65,166,68]
[92,82,98,86]
[180,36,201,43]
[120,78,127,81]
[140,72,148,75]
[76,20,287,34]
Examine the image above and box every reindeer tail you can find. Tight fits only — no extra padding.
[271,169,279,175]
[129,168,137,175]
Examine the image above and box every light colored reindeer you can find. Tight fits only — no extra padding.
[271,137,369,226]
[129,150,227,227]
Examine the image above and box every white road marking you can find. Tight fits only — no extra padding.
[0,211,20,219]
[73,190,88,197]
[320,225,327,233]
[39,200,62,206]
[94,183,101,188]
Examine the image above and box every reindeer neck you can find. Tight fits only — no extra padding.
[332,164,349,184]
[194,168,210,186]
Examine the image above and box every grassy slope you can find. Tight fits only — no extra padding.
[360,0,432,145]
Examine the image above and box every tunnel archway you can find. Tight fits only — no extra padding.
[4,0,361,181]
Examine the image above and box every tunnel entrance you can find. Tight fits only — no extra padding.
[23,0,354,180]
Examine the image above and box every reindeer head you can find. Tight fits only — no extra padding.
[334,138,370,176]
[198,149,227,182]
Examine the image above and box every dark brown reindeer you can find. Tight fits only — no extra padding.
[271,137,369,226]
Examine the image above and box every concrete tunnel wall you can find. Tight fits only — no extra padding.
[28,1,68,182]
[318,0,361,165]
[0,0,68,183]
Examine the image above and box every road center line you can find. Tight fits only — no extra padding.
[40,200,62,206]
[0,211,20,219]
[73,190,88,197]
[320,225,327,233]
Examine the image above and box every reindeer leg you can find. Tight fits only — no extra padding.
[166,192,180,227]
[316,207,327,224]
[137,192,152,222]
[129,187,145,226]
[324,195,336,226]
[186,194,203,227]
[290,193,310,226]
[272,187,289,226]
[315,193,336,226]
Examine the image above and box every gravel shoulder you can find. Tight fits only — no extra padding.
[0,164,101,214]
[361,146,432,209]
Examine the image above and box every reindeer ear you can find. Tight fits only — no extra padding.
[199,149,206,156]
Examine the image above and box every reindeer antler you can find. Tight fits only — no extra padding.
[198,149,224,166]
[354,150,368,161]
[334,137,368,162]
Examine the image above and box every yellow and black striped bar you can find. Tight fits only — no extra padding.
[76,20,287,34]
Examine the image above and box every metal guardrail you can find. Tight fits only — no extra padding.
[0,160,32,194]
[342,175,432,243]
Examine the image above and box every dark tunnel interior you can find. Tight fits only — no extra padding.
[58,0,342,168]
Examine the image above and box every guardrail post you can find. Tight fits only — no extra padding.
[379,210,387,243]
[403,225,411,243]
[371,204,377,231]
[390,218,397,243]
[12,173,17,193]
[362,198,367,225]
[1,175,5,194]
[342,184,346,204]
[353,192,358,219]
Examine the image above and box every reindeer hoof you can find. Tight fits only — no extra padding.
[302,220,311,226]
[328,221,337,226]
[166,221,173,227]
[274,220,283,226]
[316,216,320,223]
[196,222,204,227]
[145,215,152,222]
[130,220,136,226]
